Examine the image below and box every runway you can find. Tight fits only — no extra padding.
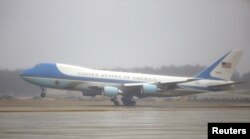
[0,99,249,139]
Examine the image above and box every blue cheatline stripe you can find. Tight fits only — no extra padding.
[23,63,145,84]
[23,76,74,89]
[194,51,231,80]
[26,75,144,84]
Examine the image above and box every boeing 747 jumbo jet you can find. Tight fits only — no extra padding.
[20,49,243,106]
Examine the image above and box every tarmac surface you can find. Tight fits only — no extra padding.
[0,99,250,139]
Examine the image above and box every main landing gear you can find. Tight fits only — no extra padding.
[121,96,136,106]
[110,96,136,106]
[40,87,46,98]
[111,96,120,106]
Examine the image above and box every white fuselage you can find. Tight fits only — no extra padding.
[21,63,234,97]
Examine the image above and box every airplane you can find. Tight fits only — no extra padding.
[20,49,243,106]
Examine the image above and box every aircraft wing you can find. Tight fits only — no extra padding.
[159,78,198,85]
[123,78,198,90]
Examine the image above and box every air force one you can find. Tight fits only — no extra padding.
[20,49,243,106]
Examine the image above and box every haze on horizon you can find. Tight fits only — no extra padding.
[0,0,249,74]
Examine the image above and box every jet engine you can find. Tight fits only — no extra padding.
[103,86,119,96]
[141,84,157,94]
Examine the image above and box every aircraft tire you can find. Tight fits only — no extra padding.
[41,93,46,98]
[122,97,136,106]
[114,101,120,106]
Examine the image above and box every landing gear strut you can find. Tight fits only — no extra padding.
[40,87,46,98]
[110,96,136,106]
[121,96,136,106]
[110,96,120,106]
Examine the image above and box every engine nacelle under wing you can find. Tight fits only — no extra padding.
[103,86,119,96]
[141,84,157,94]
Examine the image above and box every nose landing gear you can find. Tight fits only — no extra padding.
[40,87,46,98]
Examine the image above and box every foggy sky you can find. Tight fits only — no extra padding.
[0,0,249,74]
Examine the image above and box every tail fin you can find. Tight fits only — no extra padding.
[195,49,243,81]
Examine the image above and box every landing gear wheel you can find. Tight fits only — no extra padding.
[41,92,46,97]
[130,99,136,106]
[40,87,46,98]
[114,101,119,106]
[121,97,136,106]
[111,97,120,106]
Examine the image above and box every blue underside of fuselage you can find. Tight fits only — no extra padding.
[21,63,144,85]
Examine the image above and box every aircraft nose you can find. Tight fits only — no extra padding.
[20,69,28,77]
[20,68,33,78]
